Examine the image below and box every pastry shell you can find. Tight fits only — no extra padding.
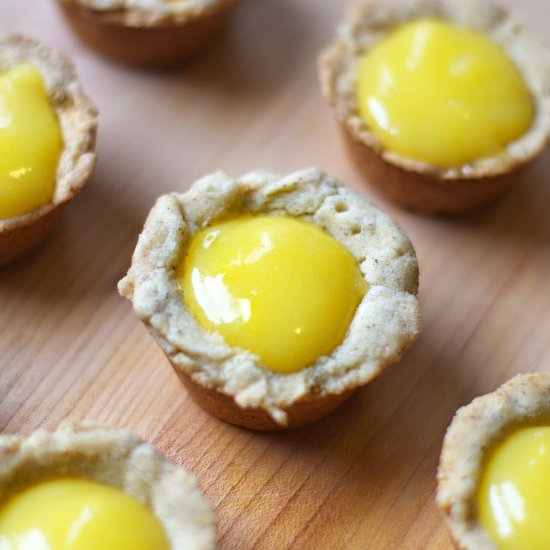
[0,34,97,267]
[437,372,550,549]
[0,422,217,550]
[319,0,550,215]
[57,0,238,66]
[119,168,421,430]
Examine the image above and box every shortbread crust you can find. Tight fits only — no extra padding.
[71,0,235,25]
[437,373,550,549]
[0,422,216,550]
[119,168,421,427]
[57,0,237,65]
[319,0,550,213]
[0,34,97,265]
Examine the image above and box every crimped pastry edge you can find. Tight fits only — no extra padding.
[319,0,550,181]
[0,33,98,235]
[119,167,421,425]
[0,421,217,550]
[437,372,550,550]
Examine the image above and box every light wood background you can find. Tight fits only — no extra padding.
[1,0,549,548]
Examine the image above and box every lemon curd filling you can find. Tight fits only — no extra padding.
[356,19,534,168]
[0,64,62,220]
[0,479,170,550]
[180,215,368,374]
[477,426,550,549]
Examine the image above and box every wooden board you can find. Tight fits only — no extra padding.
[1,0,550,547]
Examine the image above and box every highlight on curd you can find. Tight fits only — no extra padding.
[0,478,170,550]
[477,426,550,550]
[179,215,368,374]
[0,64,62,220]
[356,19,533,168]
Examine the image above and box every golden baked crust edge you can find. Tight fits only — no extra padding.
[319,0,550,181]
[119,168,421,425]
[437,372,550,550]
[0,421,217,550]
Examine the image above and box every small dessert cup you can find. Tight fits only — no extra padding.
[56,0,239,66]
[0,34,97,266]
[0,421,216,549]
[119,168,421,430]
[438,372,550,549]
[319,0,550,214]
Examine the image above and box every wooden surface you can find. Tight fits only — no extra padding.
[1,0,550,548]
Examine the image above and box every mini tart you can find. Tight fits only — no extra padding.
[56,0,238,66]
[319,0,550,215]
[118,168,421,430]
[437,372,550,549]
[0,421,216,549]
[0,34,97,267]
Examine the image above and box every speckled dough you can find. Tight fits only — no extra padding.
[0,422,217,550]
[437,372,550,550]
[319,0,550,180]
[0,34,97,257]
[119,168,421,425]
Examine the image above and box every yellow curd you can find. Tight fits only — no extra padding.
[0,478,170,550]
[0,64,62,220]
[180,215,367,374]
[477,426,550,550]
[356,19,533,168]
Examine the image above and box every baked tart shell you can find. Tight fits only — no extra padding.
[0,421,217,550]
[57,0,238,66]
[0,34,97,267]
[0,206,62,267]
[119,168,421,431]
[165,333,357,431]
[319,0,550,215]
[342,130,528,215]
[437,372,550,549]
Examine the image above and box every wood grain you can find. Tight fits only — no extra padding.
[1,0,550,548]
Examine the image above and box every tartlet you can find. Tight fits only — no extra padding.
[56,0,238,66]
[319,0,550,214]
[0,34,97,267]
[437,372,550,549]
[119,168,421,430]
[0,421,216,549]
